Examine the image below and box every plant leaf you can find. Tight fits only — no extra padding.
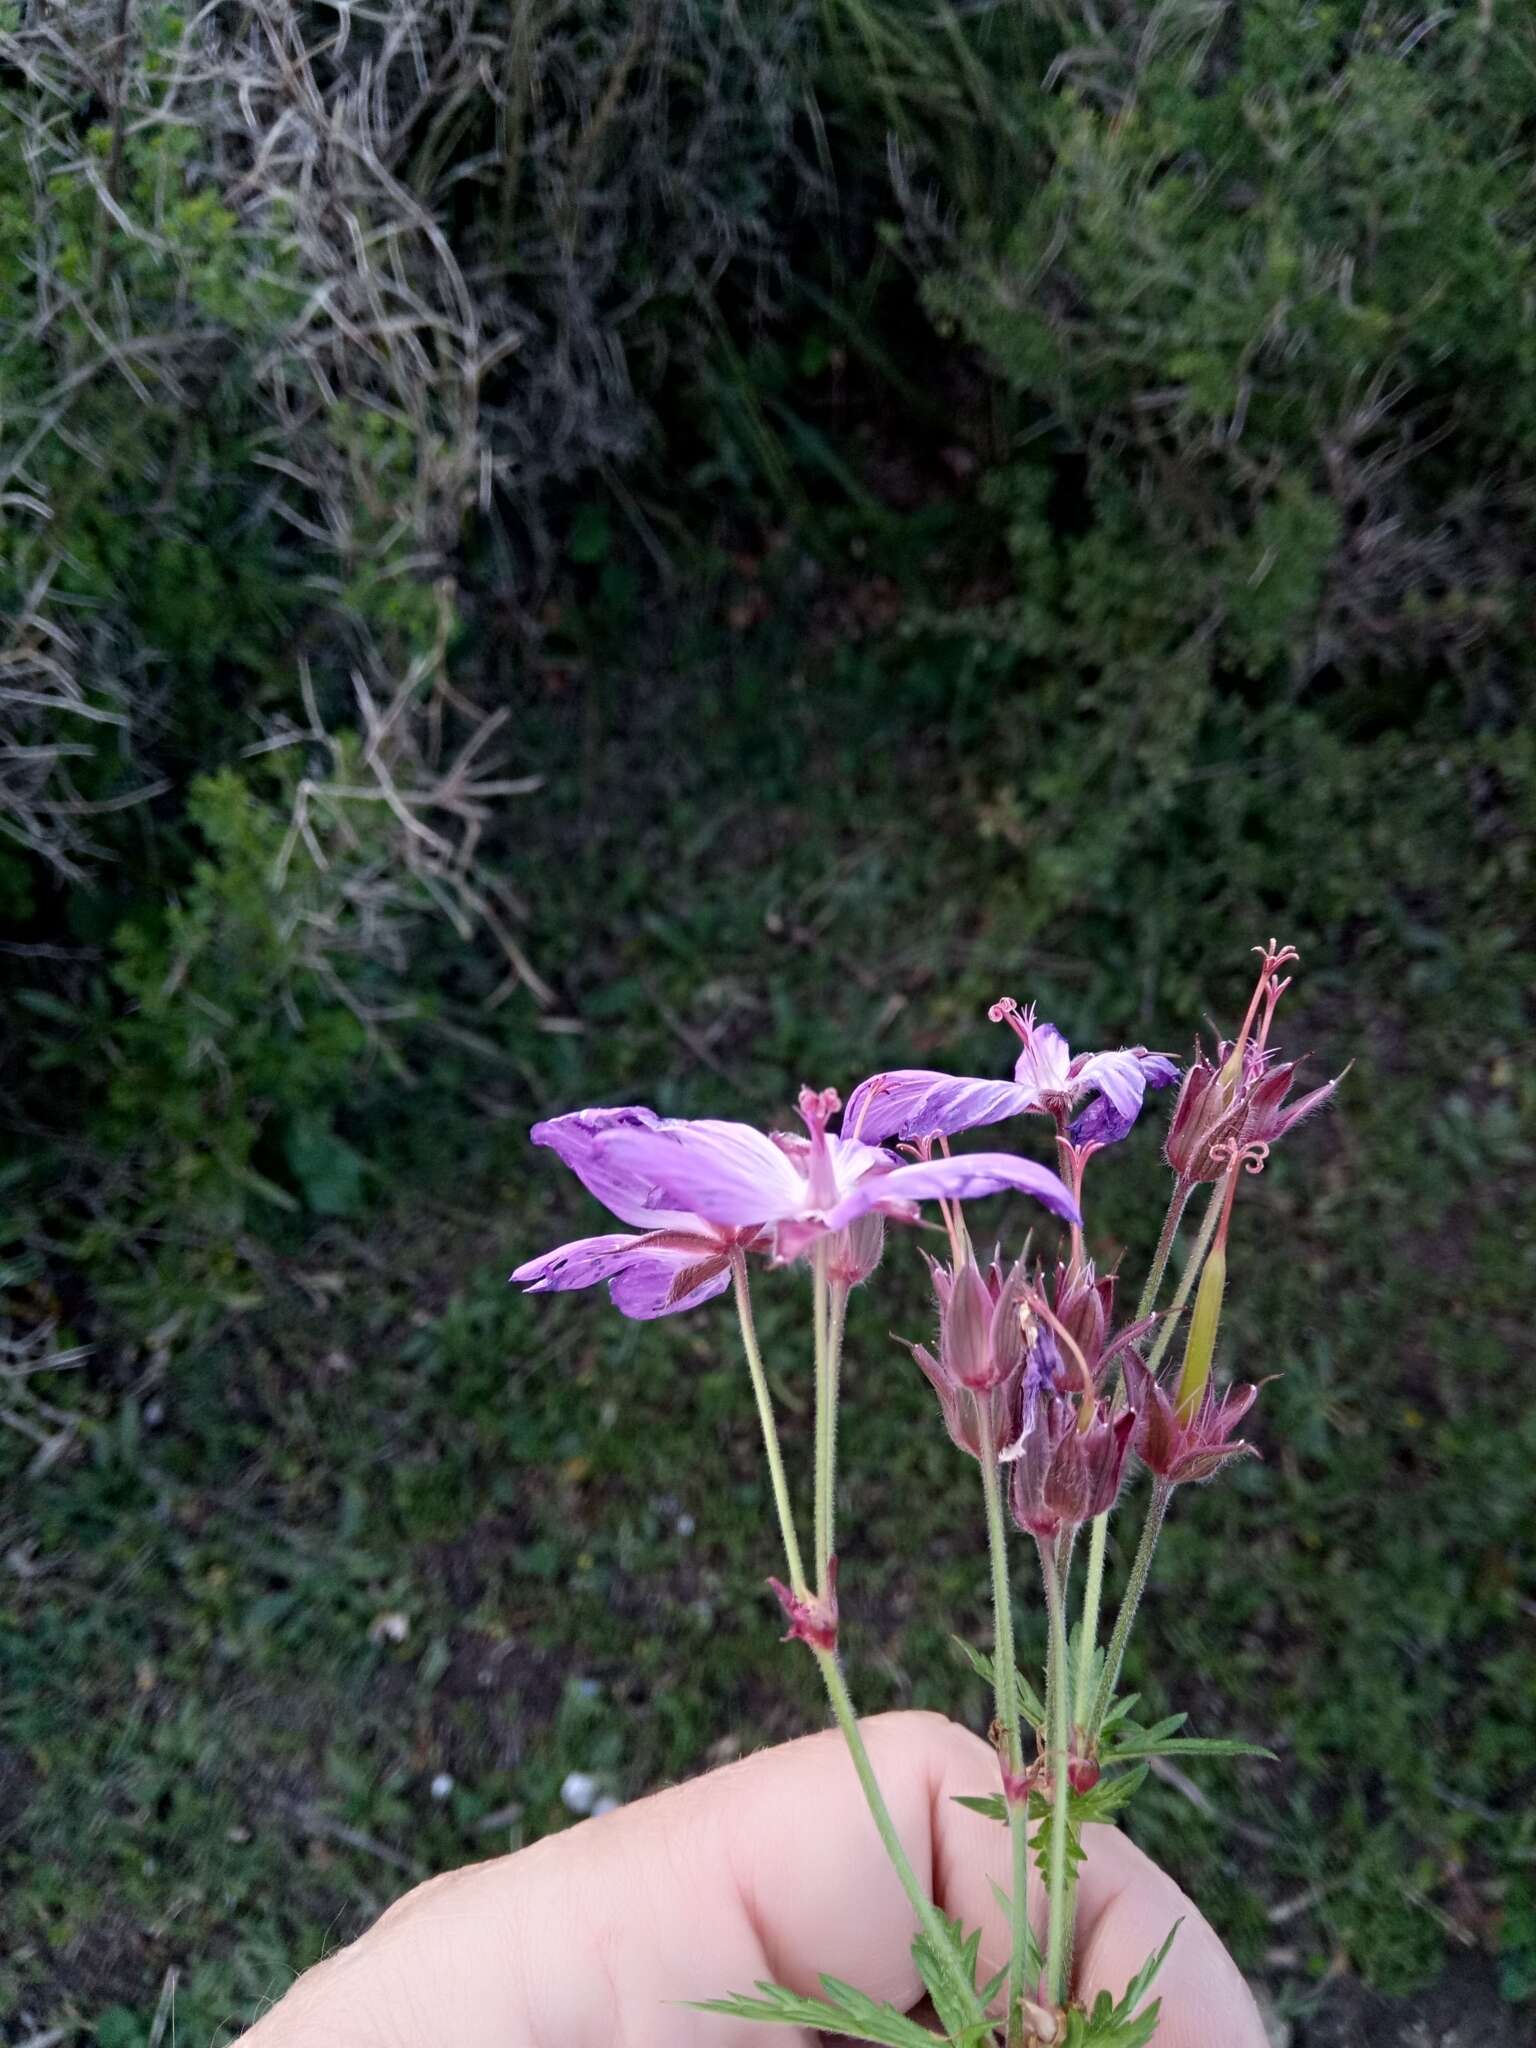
[1103,1734,1277,1763]
[911,1912,987,2040]
[954,1792,1007,1823]
[688,1976,947,2046]
[951,1635,1047,1729]
[1062,1921,1183,2045]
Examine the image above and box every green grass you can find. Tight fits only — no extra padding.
[1,577,1532,2041]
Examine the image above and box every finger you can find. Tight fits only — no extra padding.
[243,1709,1266,2047]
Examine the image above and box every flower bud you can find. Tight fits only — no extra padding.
[827,1210,884,1289]
[1123,1353,1260,1486]
[943,1260,997,1390]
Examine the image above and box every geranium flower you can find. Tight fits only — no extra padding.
[513,1092,1079,1318]
[510,1106,757,1319]
[844,999,1178,1150]
[589,1085,1079,1266]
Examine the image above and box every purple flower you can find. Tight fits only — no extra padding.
[510,1106,758,1319]
[587,1085,1079,1265]
[843,999,1178,1150]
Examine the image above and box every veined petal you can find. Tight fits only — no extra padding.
[598,1117,806,1226]
[1073,1048,1147,1121]
[842,1069,1033,1143]
[530,1106,699,1232]
[1139,1052,1182,1092]
[1012,1022,1072,1099]
[609,1254,732,1319]
[511,1231,730,1320]
[511,1231,655,1294]
[825,1150,1080,1228]
[825,1130,900,1185]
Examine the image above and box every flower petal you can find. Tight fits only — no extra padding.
[597,1117,806,1226]
[609,1254,732,1319]
[825,1150,1080,1228]
[1012,1022,1071,1098]
[510,1231,730,1320]
[511,1231,654,1294]
[1074,1049,1148,1122]
[530,1106,700,1231]
[841,1070,1032,1144]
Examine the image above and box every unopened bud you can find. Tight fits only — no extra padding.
[827,1210,884,1288]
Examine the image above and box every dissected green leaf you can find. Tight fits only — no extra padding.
[1097,1692,1141,1734]
[1103,1734,1276,1763]
[950,1635,1045,1729]
[688,1975,947,2046]
[954,1792,1008,1823]
[1062,1922,1183,2045]
[911,1912,990,2040]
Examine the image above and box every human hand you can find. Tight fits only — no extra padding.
[243,1711,1267,2046]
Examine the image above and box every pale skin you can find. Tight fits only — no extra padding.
[244,1712,1267,2048]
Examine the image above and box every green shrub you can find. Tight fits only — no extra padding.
[924,2,1536,702]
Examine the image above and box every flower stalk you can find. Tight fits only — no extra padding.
[1089,1478,1171,1740]
[1072,1175,1191,1724]
[736,1253,989,2034]
[979,1406,1032,2039]
[1038,1533,1075,2009]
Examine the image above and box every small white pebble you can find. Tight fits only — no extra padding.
[590,1794,620,1818]
[429,1772,454,1801]
[675,1513,695,1537]
[561,1770,599,1815]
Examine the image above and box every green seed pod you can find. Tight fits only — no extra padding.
[1175,1243,1227,1421]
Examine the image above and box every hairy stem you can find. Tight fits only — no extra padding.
[1073,1180,1193,1725]
[731,1255,806,1595]
[815,1648,991,2035]
[1090,1479,1172,1739]
[979,1406,1030,2037]
[734,1259,988,2033]
[1141,1183,1225,1382]
[813,1240,834,1593]
[1038,1534,1074,2008]
[1136,1180,1193,1327]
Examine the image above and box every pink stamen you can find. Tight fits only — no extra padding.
[988,995,1033,1047]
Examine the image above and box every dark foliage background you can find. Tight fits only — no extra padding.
[1,4,1532,2042]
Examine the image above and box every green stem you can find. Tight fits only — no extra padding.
[734,1260,989,2035]
[979,1406,1030,2038]
[1072,1180,1192,1727]
[815,1647,991,2035]
[1136,1180,1193,1327]
[731,1255,807,1595]
[1089,1479,1172,1740]
[813,1248,847,1596]
[1039,1534,1074,2008]
[1141,1183,1224,1383]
